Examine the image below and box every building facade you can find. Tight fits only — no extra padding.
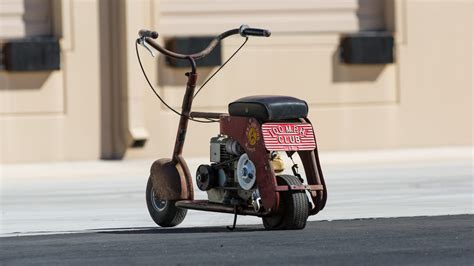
[0,0,472,163]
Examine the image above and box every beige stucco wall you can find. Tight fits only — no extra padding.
[0,0,472,163]
[0,0,101,163]
[127,0,473,160]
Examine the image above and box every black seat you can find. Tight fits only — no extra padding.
[228,95,308,122]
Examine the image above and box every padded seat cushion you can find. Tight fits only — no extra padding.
[228,95,308,122]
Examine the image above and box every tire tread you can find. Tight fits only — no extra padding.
[262,175,309,230]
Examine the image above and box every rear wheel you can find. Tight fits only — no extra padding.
[262,175,309,230]
[146,176,187,227]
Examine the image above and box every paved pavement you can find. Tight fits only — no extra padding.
[0,147,472,236]
[1,215,473,265]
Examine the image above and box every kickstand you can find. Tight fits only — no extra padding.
[227,205,238,231]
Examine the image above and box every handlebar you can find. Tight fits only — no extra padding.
[137,24,270,61]
[138,29,158,39]
[239,25,271,37]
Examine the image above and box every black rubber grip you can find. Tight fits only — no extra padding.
[242,28,271,37]
[138,29,159,39]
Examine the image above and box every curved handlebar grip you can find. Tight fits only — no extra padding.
[239,25,271,37]
[138,29,159,39]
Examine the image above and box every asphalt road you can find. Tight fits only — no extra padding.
[1,215,472,265]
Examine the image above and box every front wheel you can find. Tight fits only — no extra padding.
[262,175,309,230]
[146,176,187,227]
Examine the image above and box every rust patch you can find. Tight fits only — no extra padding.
[149,158,190,200]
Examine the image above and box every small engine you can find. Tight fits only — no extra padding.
[196,135,260,208]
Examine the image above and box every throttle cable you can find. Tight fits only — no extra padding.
[135,37,248,123]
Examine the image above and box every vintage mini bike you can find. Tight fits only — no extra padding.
[137,25,327,230]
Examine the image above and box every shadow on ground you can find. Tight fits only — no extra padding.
[96,225,266,235]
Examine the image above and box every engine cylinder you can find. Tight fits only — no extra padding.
[225,139,244,156]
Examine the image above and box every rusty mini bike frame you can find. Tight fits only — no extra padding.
[138,26,326,217]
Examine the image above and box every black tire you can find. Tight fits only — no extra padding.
[146,176,187,227]
[262,175,309,230]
